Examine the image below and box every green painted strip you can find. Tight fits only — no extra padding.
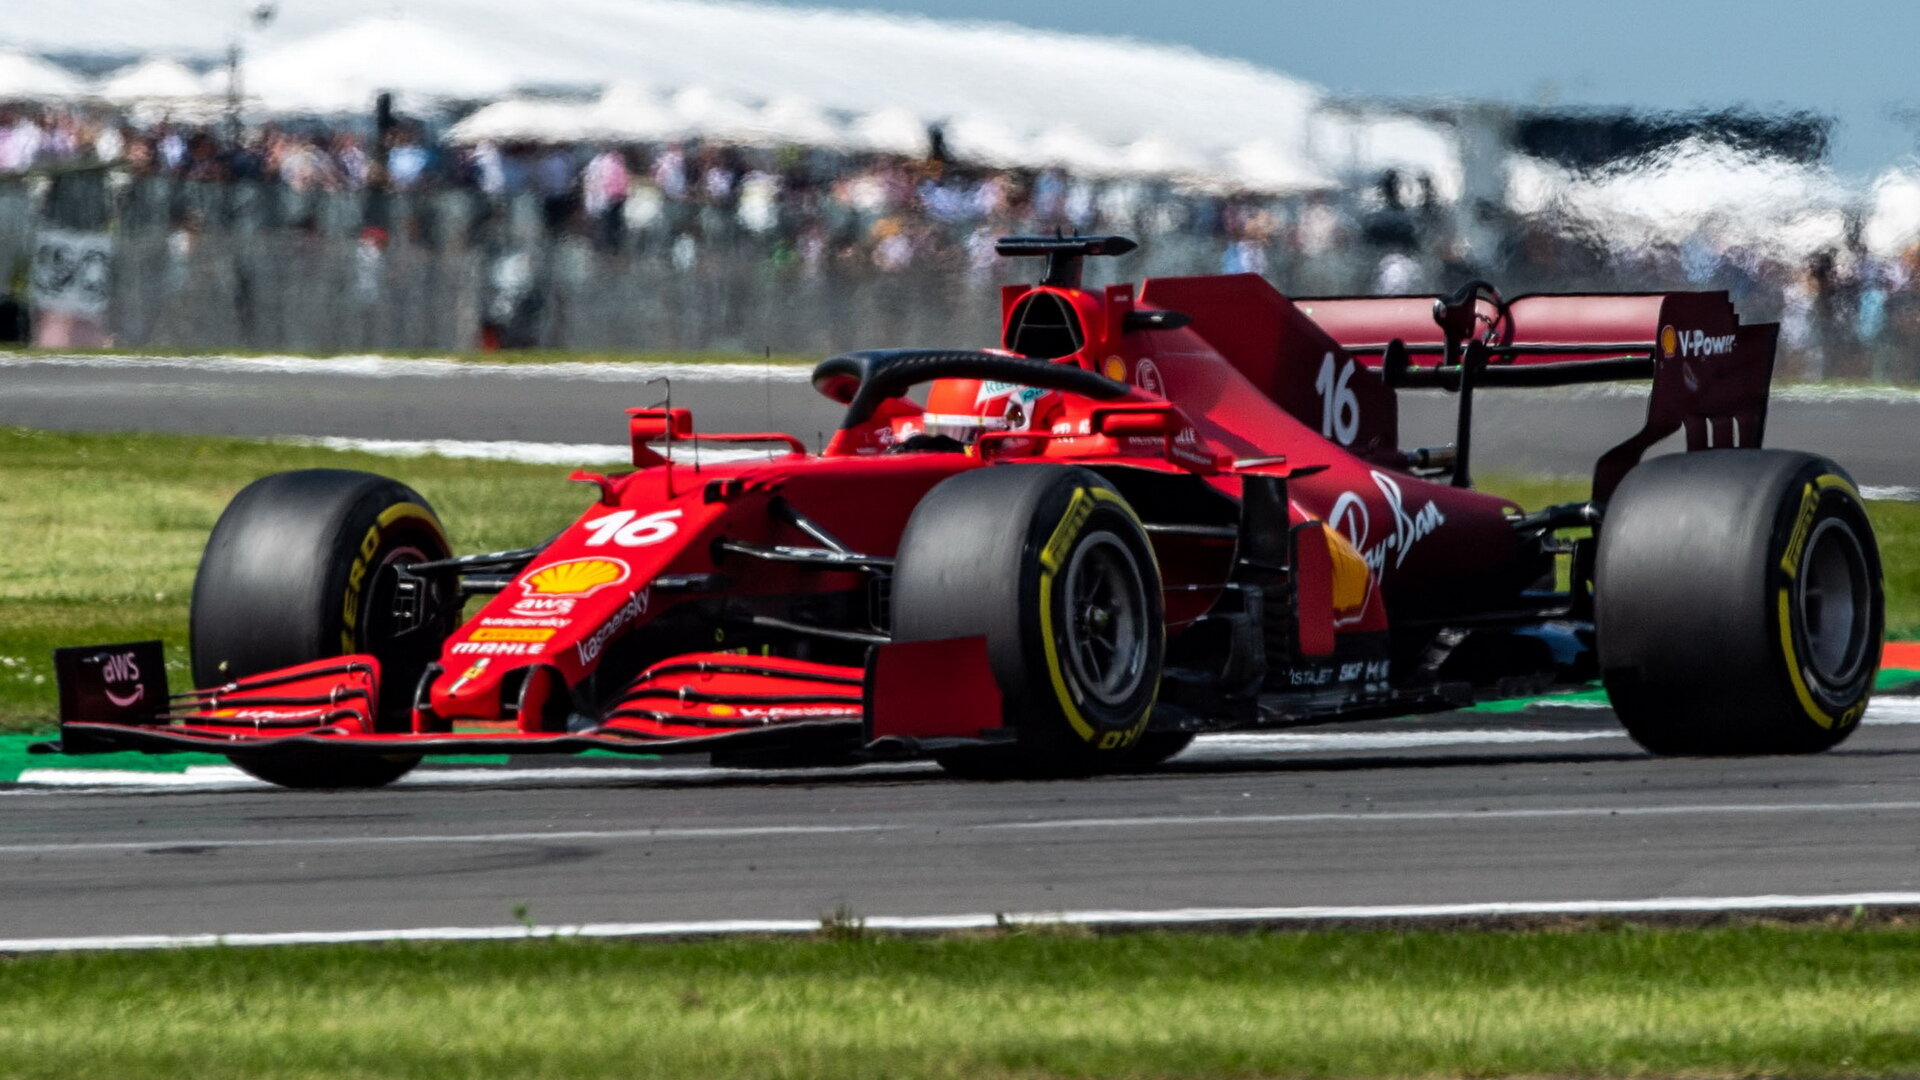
[1457,669,1920,716]
[1466,689,1609,714]
[1879,667,1920,693]
[0,735,227,783]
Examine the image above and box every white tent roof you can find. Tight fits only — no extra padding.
[943,114,1029,169]
[446,98,599,144]
[850,106,928,157]
[667,86,759,135]
[1027,124,1126,175]
[6,0,1344,182]
[0,51,85,100]
[239,16,518,113]
[1119,135,1212,180]
[13,0,1321,147]
[586,82,689,143]
[756,95,849,150]
[1225,140,1338,195]
[8,0,1492,195]
[96,58,208,101]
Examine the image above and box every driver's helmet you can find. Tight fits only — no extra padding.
[917,377,1065,445]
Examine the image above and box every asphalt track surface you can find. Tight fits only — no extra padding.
[6,699,1920,944]
[3,353,1919,487]
[3,353,1918,947]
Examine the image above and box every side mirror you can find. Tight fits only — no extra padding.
[627,407,694,441]
[628,407,694,469]
[1091,406,1179,438]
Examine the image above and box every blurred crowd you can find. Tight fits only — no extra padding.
[3,100,1915,379]
[0,100,1450,275]
[1,103,426,190]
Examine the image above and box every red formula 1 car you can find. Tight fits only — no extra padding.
[46,236,1883,788]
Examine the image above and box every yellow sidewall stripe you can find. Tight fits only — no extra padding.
[1778,587,1836,730]
[1775,474,1872,732]
[1035,485,1159,748]
[377,501,449,548]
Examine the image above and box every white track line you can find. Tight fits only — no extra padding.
[976,799,1920,832]
[1775,383,1920,405]
[19,354,1920,405]
[0,822,907,855]
[1868,696,1920,721]
[8,798,1920,857]
[1181,728,1620,755]
[5,353,811,383]
[6,760,935,793]
[9,727,1626,792]
[6,892,1920,953]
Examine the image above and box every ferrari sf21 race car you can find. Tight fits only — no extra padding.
[45,236,1883,788]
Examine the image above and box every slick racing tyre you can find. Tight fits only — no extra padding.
[1596,450,1882,756]
[191,469,453,789]
[892,465,1164,777]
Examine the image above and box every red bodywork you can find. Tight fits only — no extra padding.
[49,248,1779,766]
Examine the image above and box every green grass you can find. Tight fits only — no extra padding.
[0,433,1915,733]
[3,924,1920,1079]
[0,344,814,366]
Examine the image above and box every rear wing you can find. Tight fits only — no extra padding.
[1297,287,1776,501]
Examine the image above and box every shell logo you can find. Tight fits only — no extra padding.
[1102,355,1127,381]
[523,558,630,598]
[707,704,737,717]
[1659,325,1679,359]
[1325,525,1372,618]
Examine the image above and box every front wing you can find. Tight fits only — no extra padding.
[37,639,1007,763]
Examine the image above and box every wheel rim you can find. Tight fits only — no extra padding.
[362,544,430,648]
[1061,530,1148,707]
[361,541,443,730]
[1797,517,1872,687]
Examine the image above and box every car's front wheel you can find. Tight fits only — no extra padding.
[191,469,454,789]
[891,465,1165,777]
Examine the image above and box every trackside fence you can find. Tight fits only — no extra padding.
[2,172,1896,381]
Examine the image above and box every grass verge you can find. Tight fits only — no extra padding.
[3,924,1920,1079]
[1,431,1916,732]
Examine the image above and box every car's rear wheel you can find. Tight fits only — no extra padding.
[191,469,453,789]
[1596,449,1881,755]
[891,465,1165,777]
